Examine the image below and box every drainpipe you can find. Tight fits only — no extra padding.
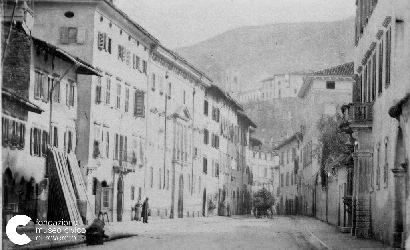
[163,91,167,189]
[191,89,195,195]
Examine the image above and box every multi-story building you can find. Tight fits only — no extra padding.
[2,3,99,226]
[32,0,159,222]
[237,72,309,104]
[274,133,301,215]
[296,62,354,232]
[145,45,212,219]
[28,0,258,224]
[248,137,279,209]
[342,0,410,247]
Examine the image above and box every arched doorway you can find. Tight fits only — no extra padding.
[178,175,184,218]
[202,188,207,216]
[117,176,124,222]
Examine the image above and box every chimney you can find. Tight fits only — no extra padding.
[4,1,34,35]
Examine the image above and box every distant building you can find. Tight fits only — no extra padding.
[223,66,242,98]
[237,72,309,104]
[297,62,354,224]
[274,132,301,215]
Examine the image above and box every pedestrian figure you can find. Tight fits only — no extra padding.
[134,199,142,221]
[227,203,231,217]
[142,197,149,223]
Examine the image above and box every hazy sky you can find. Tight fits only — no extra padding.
[117,0,356,49]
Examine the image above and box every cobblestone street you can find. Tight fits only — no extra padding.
[67,216,391,250]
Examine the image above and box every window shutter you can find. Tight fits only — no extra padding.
[60,27,69,44]
[135,90,145,118]
[30,128,33,155]
[77,28,86,44]
[98,32,103,50]
[126,50,131,66]
[107,37,112,54]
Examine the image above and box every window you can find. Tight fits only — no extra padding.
[131,186,135,200]
[203,157,208,174]
[96,77,102,104]
[60,27,85,44]
[286,172,289,186]
[378,40,383,94]
[281,174,284,187]
[53,126,58,147]
[98,32,111,53]
[291,171,294,185]
[118,45,125,62]
[204,100,209,116]
[151,73,156,90]
[102,187,111,209]
[66,81,75,107]
[372,54,376,101]
[376,144,380,189]
[104,131,109,158]
[41,130,47,156]
[215,163,219,178]
[183,90,186,104]
[264,168,267,177]
[326,81,335,89]
[385,27,391,87]
[125,86,130,112]
[34,71,44,99]
[52,78,60,103]
[142,60,147,74]
[67,130,73,153]
[105,75,111,105]
[203,129,209,145]
[116,82,121,109]
[159,77,164,94]
[31,128,42,156]
[134,90,145,118]
[133,54,140,70]
[168,82,172,97]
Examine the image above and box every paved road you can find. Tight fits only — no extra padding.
[67,216,391,250]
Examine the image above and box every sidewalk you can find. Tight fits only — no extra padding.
[293,216,396,249]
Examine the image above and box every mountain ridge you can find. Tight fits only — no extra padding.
[175,17,355,90]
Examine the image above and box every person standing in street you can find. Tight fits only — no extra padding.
[134,199,142,221]
[142,197,149,223]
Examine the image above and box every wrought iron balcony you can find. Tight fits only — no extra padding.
[348,102,373,124]
[113,150,137,173]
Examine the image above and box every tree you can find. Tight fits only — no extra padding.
[314,112,348,187]
[253,187,275,210]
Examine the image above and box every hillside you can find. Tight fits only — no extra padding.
[176,18,354,90]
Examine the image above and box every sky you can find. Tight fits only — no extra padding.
[116,0,356,49]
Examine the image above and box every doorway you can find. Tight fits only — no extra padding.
[178,175,184,218]
[117,175,124,222]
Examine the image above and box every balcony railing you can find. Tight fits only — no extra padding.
[113,150,137,173]
[348,102,373,124]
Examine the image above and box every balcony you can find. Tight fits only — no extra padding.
[113,150,137,173]
[348,102,373,124]
[173,148,188,163]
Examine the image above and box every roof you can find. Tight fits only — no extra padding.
[103,0,159,44]
[298,62,355,98]
[237,111,257,128]
[2,88,43,114]
[273,132,301,150]
[32,37,101,76]
[208,84,244,112]
[312,62,354,76]
[158,45,213,84]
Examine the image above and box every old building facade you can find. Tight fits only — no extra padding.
[343,0,410,247]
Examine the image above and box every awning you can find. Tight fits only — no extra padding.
[2,88,43,114]
[32,37,102,77]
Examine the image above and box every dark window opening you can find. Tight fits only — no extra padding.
[326,81,335,89]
